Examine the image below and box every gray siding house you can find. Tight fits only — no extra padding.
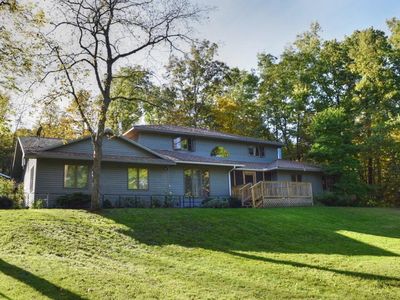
[12,125,324,207]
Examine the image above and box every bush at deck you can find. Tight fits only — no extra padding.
[0,177,23,208]
[202,197,241,208]
[315,192,360,207]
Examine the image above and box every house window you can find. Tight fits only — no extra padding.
[29,166,35,192]
[64,165,88,188]
[210,146,230,158]
[173,137,193,151]
[128,168,148,190]
[248,145,265,157]
[291,174,302,182]
[184,169,209,198]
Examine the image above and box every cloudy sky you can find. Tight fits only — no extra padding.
[194,0,400,70]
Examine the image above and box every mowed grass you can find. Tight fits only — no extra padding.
[0,207,399,299]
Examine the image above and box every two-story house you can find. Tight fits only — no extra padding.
[11,125,324,207]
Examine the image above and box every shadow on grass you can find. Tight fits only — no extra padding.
[0,291,12,300]
[101,208,400,284]
[0,259,84,300]
[102,208,399,257]
[226,251,400,286]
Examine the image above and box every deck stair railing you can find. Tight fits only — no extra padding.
[232,183,253,207]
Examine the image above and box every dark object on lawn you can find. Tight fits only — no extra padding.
[0,196,14,209]
[56,193,91,209]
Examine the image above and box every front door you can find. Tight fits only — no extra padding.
[244,172,256,185]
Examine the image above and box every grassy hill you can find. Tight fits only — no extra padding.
[0,207,399,299]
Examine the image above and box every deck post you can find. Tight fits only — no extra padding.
[286,181,290,199]
[251,186,256,208]
[261,182,265,207]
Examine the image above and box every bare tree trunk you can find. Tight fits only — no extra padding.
[46,0,204,210]
[91,134,103,210]
[91,100,108,210]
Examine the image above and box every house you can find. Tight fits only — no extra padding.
[11,125,324,208]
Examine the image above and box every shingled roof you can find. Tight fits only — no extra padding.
[17,136,320,171]
[153,149,322,172]
[18,137,65,154]
[125,125,283,146]
[17,136,175,165]
[155,150,245,167]
[34,151,174,165]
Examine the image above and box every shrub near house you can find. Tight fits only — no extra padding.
[0,177,23,209]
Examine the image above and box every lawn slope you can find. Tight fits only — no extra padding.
[0,207,399,299]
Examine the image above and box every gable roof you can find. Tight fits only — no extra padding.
[17,136,174,164]
[124,125,283,146]
[18,137,65,155]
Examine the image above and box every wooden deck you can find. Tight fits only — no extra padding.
[233,181,313,208]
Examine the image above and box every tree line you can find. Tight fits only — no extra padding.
[0,1,399,207]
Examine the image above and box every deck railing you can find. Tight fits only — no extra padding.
[246,181,313,208]
[232,183,252,206]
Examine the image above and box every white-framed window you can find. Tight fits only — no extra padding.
[184,169,210,198]
[64,165,89,188]
[128,168,149,190]
[248,145,265,157]
[173,137,193,151]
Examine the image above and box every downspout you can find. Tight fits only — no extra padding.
[228,166,238,197]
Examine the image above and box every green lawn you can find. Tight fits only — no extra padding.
[0,207,399,299]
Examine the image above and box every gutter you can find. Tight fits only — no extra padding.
[175,160,245,168]
[235,167,322,172]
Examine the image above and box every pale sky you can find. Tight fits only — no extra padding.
[194,0,400,70]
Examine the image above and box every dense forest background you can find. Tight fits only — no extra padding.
[1,17,399,205]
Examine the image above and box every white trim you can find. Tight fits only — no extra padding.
[236,167,321,172]
[227,166,238,196]
[175,160,245,167]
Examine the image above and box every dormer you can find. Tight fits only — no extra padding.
[172,136,194,151]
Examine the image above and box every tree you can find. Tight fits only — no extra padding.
[309,108,365,200]
[258,24,321,160]
[147,40,227,127]
[344,28,400,190]
[211,68,269,138]
[0,0,44,90]
[34,93,91,140]
[41,0,204,210]
[0,93,13,174]
[107,66,157,135]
